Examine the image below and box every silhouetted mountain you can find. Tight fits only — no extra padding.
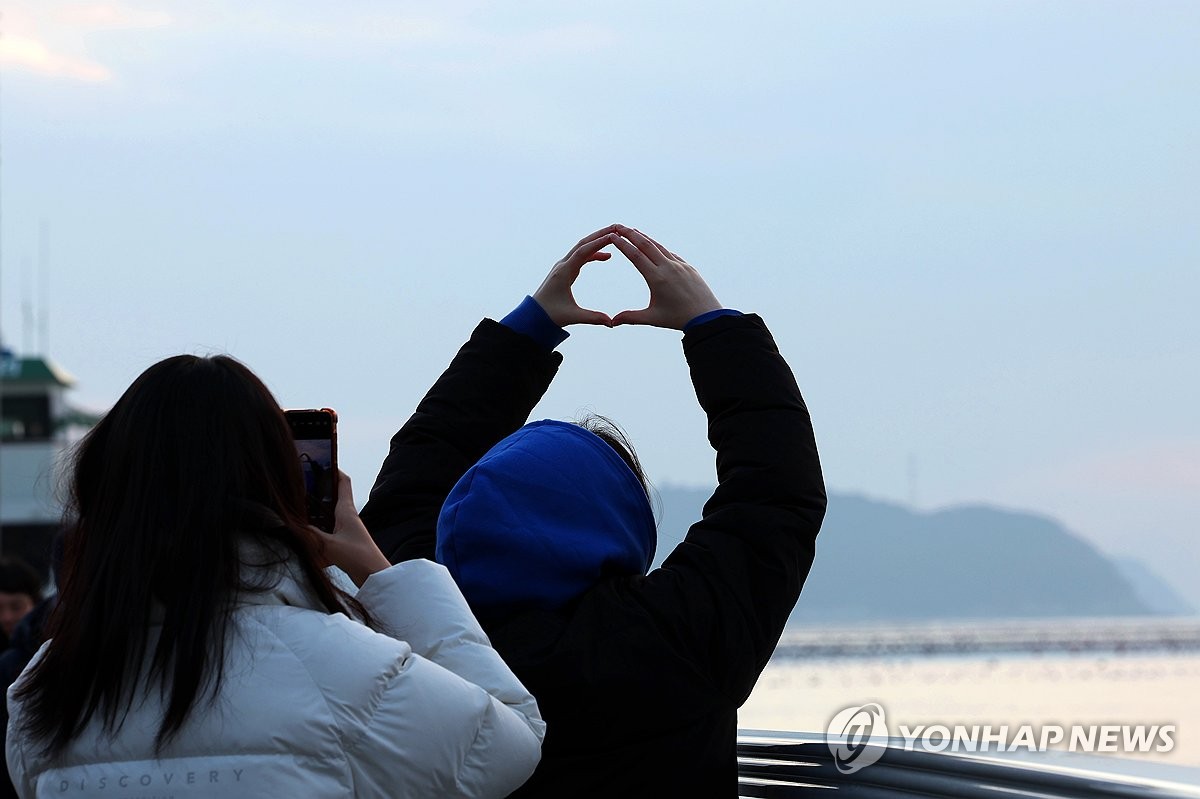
[651,487,1166,623]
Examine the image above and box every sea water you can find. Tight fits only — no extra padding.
[742,617,1200,768]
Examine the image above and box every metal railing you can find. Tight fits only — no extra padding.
[737,731,1200,798]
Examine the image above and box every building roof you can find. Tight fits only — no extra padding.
[0,356,76,387]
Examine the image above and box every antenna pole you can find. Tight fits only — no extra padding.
[21,256,31,354]
[38,219,48,355]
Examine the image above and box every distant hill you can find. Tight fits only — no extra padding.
[651,486,1179,624]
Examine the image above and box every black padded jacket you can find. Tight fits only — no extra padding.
[360,313,826,797]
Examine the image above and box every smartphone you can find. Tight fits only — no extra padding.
[284,408,338,532]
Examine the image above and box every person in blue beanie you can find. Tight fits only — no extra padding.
[360,224,826,797]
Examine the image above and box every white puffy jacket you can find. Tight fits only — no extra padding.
[6,558,545,798]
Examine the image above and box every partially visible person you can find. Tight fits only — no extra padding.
[7,355,544,798]
[1,537,64,799]
[361,224,826,797]
[0,559,41,652]
[0,599,54,691]
[0,599,52,799]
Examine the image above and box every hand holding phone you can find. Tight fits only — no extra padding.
[316,470,392,586]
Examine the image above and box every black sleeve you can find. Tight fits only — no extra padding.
[359,320,563,563]
[635,313,826,703]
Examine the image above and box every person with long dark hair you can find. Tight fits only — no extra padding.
[360,224,827,797]
[6,355,544,798]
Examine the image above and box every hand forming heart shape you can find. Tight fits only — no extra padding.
[531,224,723,332]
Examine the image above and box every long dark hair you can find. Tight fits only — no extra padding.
[16,355,360,756]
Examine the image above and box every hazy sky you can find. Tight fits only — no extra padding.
[1,2,1197,602]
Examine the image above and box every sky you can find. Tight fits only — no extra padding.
[0,1,1197,604]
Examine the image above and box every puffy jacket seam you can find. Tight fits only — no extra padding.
[340,656,405,759]
[240,613,359,776]
[450,703,491,794]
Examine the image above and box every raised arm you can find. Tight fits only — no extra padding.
[612,228,826,704]
[359,226,620,563]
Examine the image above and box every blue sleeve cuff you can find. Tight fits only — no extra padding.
[500,296,570,351]
[683,308,743,332]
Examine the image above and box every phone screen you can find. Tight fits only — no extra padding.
[284,409,338,532]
